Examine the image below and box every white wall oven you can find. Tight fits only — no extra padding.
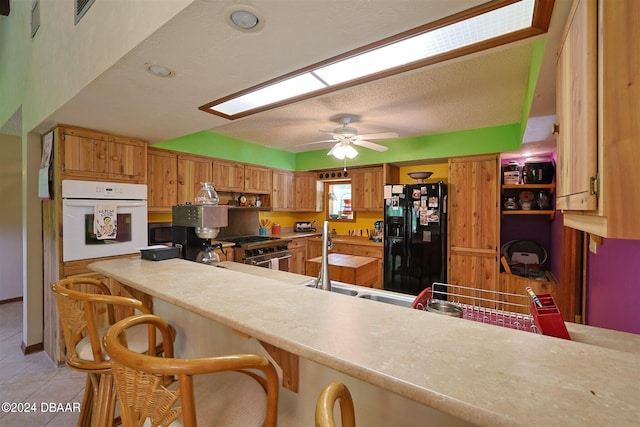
[62,180,148,262]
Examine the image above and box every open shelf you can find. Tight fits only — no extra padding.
[502,209,555,220]
[501,183,555,193]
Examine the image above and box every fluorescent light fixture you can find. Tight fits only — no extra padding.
[200,0,549,119]
[213,73,326,116]
[328,143,358,160]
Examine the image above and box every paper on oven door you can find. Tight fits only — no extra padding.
[94,202,117,240]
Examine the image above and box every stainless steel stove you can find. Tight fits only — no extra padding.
[224,235,292,270]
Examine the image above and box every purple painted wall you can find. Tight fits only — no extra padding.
[587,238,640,334]
[500,155,640,334]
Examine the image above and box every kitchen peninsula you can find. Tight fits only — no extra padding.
[89,258,639,427]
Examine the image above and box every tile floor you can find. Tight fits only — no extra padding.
[0,301,86,426]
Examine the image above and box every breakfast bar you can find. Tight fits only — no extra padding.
[89,257,639,427]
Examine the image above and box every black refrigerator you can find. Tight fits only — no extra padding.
[383,182,447,296]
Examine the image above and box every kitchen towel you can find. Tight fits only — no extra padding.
[94,202,118,240]
[269,257,279,270]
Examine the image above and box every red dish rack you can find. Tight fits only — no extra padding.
[412,284,570,340]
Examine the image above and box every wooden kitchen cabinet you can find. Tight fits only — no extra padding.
[307,237,322,260]
[213,159,245,192]
[177,155,212,205]
[61,126,146,183]
[288,238,307,274]
[245,165,273,194]
[147,148,178,211]
[148,149,213,211]
[555,0,598,212]
[448,155,500,300]
[272,169,295,211]
[557,0,640,239]
[351,167,384,211]
[294,171,322,212]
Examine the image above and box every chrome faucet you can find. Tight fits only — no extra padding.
[315,220,332,291]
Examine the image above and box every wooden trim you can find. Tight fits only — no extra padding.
[259,341,300,393]
[0,296,23,305]
[21,341,44,355]
[559,226,583,323]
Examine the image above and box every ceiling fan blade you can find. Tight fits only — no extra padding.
[319,130,341,137]
[298,139,338,146]
[357,131,398,140]
[353,139,389,152]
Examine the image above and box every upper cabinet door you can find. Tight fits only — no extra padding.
[213,160,245,192]
[62,134,108,177]
[351,167,384,211]
[245,165,273,194]
[272,170,294,211]
[147,149,177,211]
[177,155,212,205]
[555,0,598,211]
[108,140,146,181]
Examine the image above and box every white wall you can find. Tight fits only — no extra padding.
[0,0,192,350]
[0,133,23,300]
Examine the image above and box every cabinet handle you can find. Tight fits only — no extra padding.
[551,123,560,135]
[169,180,175,184]
[111,156,119,161]
[98,154,106,159]
[178,180,184,185]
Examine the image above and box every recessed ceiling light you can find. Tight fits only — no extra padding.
[145,64,175,78]
[225,5,264,32]
[231,10,258,29]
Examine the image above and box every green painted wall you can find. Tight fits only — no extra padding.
[520,40,547,141]
[154,132,297,170]
[153,122,521,171]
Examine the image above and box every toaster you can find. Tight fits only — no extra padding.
[294,221,316,232]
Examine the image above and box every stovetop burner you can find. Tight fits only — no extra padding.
[224,235,277,245]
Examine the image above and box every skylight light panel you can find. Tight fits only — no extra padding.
[211,73,327,116]
[200,0,547,119]
[315,0,535,86]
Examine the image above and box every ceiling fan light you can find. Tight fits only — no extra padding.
[344,145,358,159]
[328,143,358,159]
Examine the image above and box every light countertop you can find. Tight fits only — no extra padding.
[89,258,639,427]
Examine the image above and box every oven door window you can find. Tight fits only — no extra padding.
[84,213,132,244]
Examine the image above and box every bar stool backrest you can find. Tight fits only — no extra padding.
[316,382,356,427]
[52,277,153,371]
[103,314,280,427]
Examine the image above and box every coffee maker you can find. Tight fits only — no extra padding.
[172,204,229,263]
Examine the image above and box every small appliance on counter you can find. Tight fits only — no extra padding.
[294,221,316,232]
[140,246,180,261]
[172,204,229,263]
[172,184,229,264]
[370,220,383,242]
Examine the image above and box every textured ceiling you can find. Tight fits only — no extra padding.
[46,0,571,158]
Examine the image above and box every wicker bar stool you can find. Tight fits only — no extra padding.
[103,313,279,427]
[315,382,356,427]
[52,277,172,427]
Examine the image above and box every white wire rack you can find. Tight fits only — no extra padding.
[412,283,539,334]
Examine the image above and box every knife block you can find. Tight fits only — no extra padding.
[531,294,570,340]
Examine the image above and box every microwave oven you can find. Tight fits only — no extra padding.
[148,222,173,245]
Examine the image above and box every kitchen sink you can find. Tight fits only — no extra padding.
[356,293,414,307]
[295,278,413,306]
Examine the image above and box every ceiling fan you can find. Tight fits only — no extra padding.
[304,116,398,159]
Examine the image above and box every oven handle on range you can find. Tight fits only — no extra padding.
[63,200,147,207]
[250,254,292,266]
